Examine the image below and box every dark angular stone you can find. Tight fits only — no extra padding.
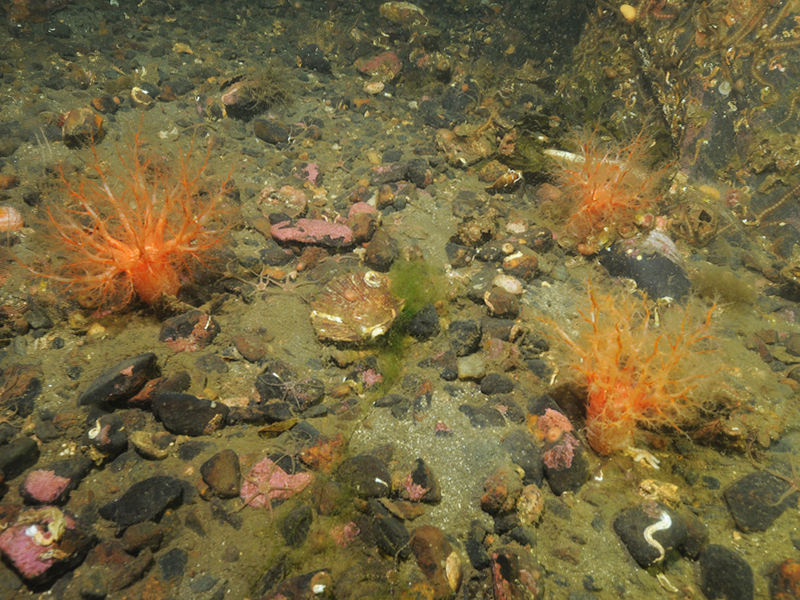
[78,353,160,407]
[297,44,331,74]
[407,304,440,340]
[85,413,128,458]
[280,504,313,547]
[99,475,184,527]
[152,393,228,437]
[599,242,690,302]
[158,547,187,581]
[613,503,687,568]
[448,320,481,356]
[699,544,753,600]
[480,373,514,395]
[363,229,399,272]
[200,449,241,498]
[0,437,40,481]
[368,499,411,559]
[723,469,799,532]
[501,428,544,486]
[158,311,219,353]
[459,404,505,427]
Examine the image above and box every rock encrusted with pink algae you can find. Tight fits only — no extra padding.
[271,218,354,248]
[0,506,92,586]
[542,432,581,470]
[21,471,71,504]
[240,457,313,508]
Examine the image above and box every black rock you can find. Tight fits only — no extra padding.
[152,392,228,437]
[99,475,184,527]
[253,118,291,145]
[698,545,753,600]
[542,432,588,496]
[613,503,687,568]
[158,547,188,581]
[280,504,313,547]
[78,353,160,407]
[489,545,544,599]
[723,469,799,532]
[367,499,411,559]
[158,311,219,352]
[85,413,128,458]
[405,158,432,188]
[407,303,440,340]
[19,457,92,504]
[406,458,441,503]
[297,44,331,74]
[0,437,40,481]
[599,242,690,302]
[363,229,399,272]
[465,520,491,569]
[336,454,391,498]
[501,429,544,486]
[445,242,474,268]
[459,404,505,427]
[480,373,514,395]
[448,320,481,356]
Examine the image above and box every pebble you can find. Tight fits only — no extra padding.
[77,352,160,407]
[158,311,220,352]
[297,43,332,74]
[86,413,128,458]
[448,320,481,356]
[200,449,241,499]
[401,458,442,503]
[699,544,754,600]
[158,547,188,581]
[0,436,40,481]
[19,458,92,505]
[723,469,799,532]
[480,465,523,515]
[456,354,486,380]
[253,118,291,145]
[99,475,185,528]
[458,403,504,427]
[152,392,229,436]
[489,546,545,599]
[612,503,687,568]
[129,430,171,460]
[406,303,440,340]
[501,428,544,486]
[336,454,392,498]
[364,229,399,271]
[409,525,453,598]
[365,499,411,559]
[484,287,520,318]
[480,373,514,395]
[280,504,313,547]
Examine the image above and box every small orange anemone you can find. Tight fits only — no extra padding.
[39,134,229,311]
[547,287,716,455]
[554,134,665,250]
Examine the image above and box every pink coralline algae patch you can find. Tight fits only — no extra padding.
[22,470,71,503]
[402,474,429,502]
[240,457,313,508]
[0,508,77,580]
[332,521,360,547]
[537,408,574,436]
[271,218,354,248]
[542,432,581,470]
[355,51,402,81]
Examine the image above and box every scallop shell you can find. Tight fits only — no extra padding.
[310,271,403,343]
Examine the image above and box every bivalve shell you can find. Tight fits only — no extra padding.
[310,271,403,343]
